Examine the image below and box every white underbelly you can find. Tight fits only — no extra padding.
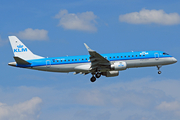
[32,63,91,72]
[126,57,174,68]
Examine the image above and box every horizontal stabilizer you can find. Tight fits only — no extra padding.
[14,56,31,65]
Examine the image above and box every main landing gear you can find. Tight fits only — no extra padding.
[90,72,101,82]
[157,65,162,74]
[90,76,96,82]
[95,72,101,78]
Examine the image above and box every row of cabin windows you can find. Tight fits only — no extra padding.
[109,54,145,59]
[52,54,146,62]
[53,58,88,62]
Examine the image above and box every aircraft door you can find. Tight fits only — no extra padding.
[154,53,159,60]
[46,60,51,67]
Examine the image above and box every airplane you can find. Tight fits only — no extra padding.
[8,36,177,82]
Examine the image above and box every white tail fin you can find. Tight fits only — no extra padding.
[9,36,44,60]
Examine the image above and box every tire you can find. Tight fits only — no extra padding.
[95,73,101,78]
[90,76,96,82]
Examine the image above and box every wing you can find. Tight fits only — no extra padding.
[84,43,111,72]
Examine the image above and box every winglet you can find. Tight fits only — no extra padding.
[84,43,94,52]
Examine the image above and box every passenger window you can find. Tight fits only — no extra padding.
[121,56,123,58]
[72,59,74,61]
[117,56,119,58]
[143,55,145,56]
[125,56,126,58]
[82,59,84,60]
[57,60,59,62]
[128,55,130,57]
[68,60,70,61]
[139,55,141,57]
[110,57,111,59]
[136,55,138,57]
[53,59,55,62]
[64,60,66,62]
[132,55,134,57]
[75,59,77,61]
[61,60,62,62]
[86,58,87,60]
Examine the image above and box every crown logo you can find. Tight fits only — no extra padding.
[17,44,23,48]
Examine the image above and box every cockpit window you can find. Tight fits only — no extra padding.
[163,53,169,55]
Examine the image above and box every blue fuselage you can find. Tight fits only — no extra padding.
[12,50,177,73]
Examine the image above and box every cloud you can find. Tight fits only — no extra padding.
[55,9,98,32]
[157,101,180,111]
[71,78,180,120]
[75,89,105,106]
[74,84,167,108]
[1,78,180,120]
[156,101,180,117]
[16,28,48,40]
[119,9,180,25]
[0,97,42,120]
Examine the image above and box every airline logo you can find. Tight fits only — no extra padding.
[118,63,124,67]
[14,44,27,52]
[140,51,149,55]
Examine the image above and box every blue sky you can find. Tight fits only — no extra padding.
[0,0,180,120]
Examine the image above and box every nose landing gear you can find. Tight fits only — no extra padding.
[158,71,161,74]
[157,65,162,74]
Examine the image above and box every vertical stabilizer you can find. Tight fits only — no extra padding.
[9,36,44,60]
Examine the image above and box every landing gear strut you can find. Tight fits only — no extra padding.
[157,65,162,74]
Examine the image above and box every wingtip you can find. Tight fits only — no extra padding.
[84,43,89,49]
[84,43,94,51]
[84,43,87,46]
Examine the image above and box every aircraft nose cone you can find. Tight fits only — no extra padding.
[172,57,177,63]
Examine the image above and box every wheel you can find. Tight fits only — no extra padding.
[158,71,161,74]
[90,76,96,82]
[95,73,101,78]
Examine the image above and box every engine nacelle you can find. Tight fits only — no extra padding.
[111,61,127,71]
[102,71,119,77]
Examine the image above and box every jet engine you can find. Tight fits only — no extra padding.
[102,71,119,77]
[111,61,127,70]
